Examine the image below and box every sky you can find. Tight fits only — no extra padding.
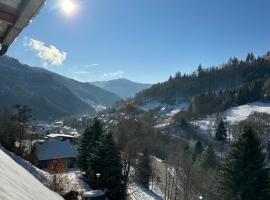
[7,0,270,84]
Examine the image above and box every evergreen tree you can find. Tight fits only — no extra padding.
[200,144,217,169]
[215,120,227,141]
[193,141,203,161]
[97,133,124,200]
[77,118,103,177]
[220,127,270,200]
[184,144,191,156]
[136,149,152,189]
[197,64,203,75]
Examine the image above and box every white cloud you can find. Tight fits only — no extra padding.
[85,63,99,68]
[25,38,66,65]
[103,70,124,78]
[74,71,90,74]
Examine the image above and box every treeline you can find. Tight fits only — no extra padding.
[0,105,33,157]
[77,117,186,199]
[135,52,270,104]
[76,114,270,199]
[188,78,267,116]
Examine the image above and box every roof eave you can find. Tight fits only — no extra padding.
[0,0,45,55]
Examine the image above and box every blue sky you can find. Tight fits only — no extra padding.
[8,0,270,83]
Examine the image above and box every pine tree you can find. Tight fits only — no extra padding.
[215,120,227,141]
[77,118,103,177]
[97,133,124,200]
[220,126,270,200]
[193,141,203,161]
[200,144,217,169]
[136,149,152,189]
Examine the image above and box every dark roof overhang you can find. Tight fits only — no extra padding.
[0,0,45,56]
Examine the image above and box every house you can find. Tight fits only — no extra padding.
[34,138,77,169]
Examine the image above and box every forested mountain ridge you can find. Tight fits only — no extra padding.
[92,78,152,99]
[0,56,121,120]
[134,52,270,105]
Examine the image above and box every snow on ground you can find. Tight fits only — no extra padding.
[140,102,188,115]
[152,156,164,163]
[46,170,91,194]
[224,102,270,123]
[165,102,189,117]
[140,102,162,111]
[151,184,164,199]
[154,122,170,129]
[128,183,164,200]
[192,102,270,133]
[0,148,63,200]
[1,147,90,194]
[1,147,47,182]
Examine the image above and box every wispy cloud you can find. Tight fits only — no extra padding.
[103,70,124,79]
[74,71,90,74]
[85,63,99,68]
[24,37,66,66]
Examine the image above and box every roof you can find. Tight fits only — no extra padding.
[47,133,77,139]
[35,139,77,161]
[0,148,63,200]
[0,0,45,55]
[83,190,105,198]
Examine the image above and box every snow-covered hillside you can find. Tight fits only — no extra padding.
[0,148,63,200]
[224,102,270,123]
[193,102,270,133]
[140,102,188,113]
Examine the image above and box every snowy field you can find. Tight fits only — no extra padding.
[140,102,188,114]
[193,102,270,133]
[224,102,270,123]
[142,102,188,130]
[0,148,63,200]
[128,183,164,200]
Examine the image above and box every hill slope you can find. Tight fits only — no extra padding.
[134,52,270,104]
[92,78,151,99]
[0,56,121,120]
[0,148,63,200]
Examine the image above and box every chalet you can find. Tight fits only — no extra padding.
[34,138,77,169]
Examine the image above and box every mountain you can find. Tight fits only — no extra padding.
[0,56,121,120]
[134,52,270,105]
[92,78,152,99]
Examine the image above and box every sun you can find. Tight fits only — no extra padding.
[60,0,77,16]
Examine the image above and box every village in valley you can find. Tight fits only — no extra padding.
[1,0,270,200]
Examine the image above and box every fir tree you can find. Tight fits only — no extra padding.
[77,118,103,178]
[215,120,227,141]
[136,149,152,189]
[97,133,124,200]
[200,144,217,169]
[193,141,203,161]
[220,126,270,200]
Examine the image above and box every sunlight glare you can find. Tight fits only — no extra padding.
[61,0,77,16]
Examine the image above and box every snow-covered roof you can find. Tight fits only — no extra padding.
[0,0,45,55]
[35,139,76,161]
[47,133,77,139]
[83,190,105,197]
[0,148,63,200]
